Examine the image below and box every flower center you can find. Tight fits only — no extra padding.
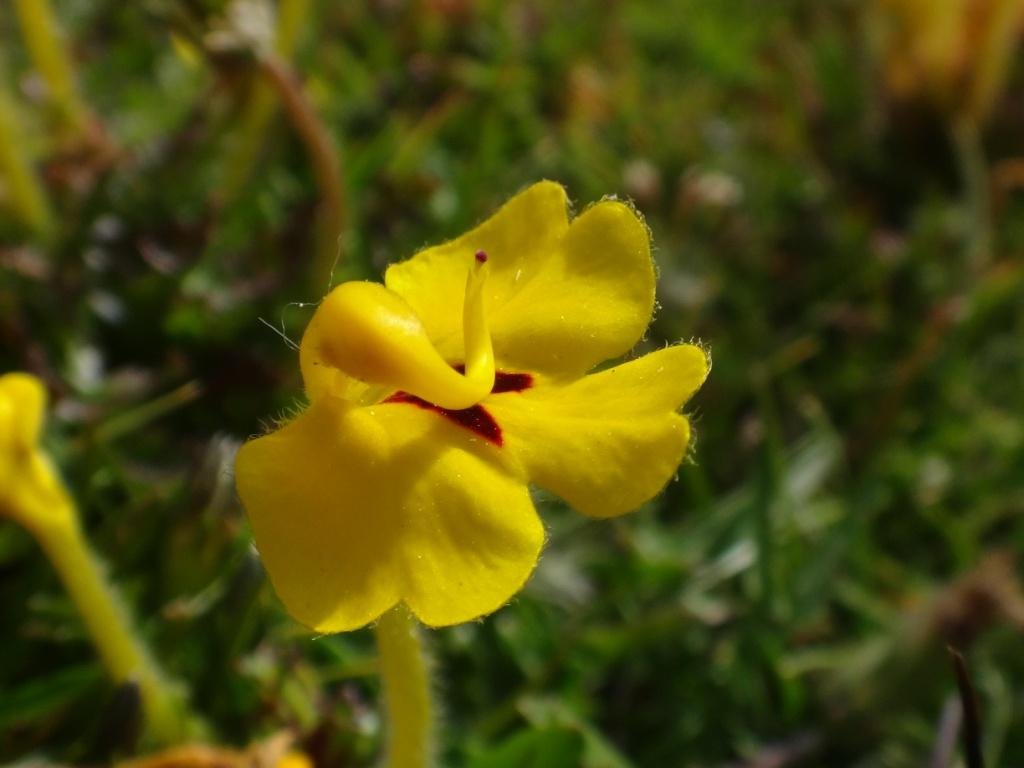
[312,254,497,410]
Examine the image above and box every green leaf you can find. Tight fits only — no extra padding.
[0,664,103,729]
[470,727,584,768]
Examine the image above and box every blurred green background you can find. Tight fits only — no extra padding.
[3,1,1024,765]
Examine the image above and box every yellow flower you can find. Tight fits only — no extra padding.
[235,181,709,633]
[0,372,73,535]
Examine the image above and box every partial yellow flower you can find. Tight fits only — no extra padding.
[113,734,309,768]
[235,181,709,633]
[0,372,74,535]
[871,0,1024,124]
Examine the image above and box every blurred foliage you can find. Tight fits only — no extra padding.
[2,0,1024,765]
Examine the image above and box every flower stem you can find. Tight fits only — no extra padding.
[13,0,90,140]
[257,53,347,291]
[374,605,435,768]
[0,78,53,235]
[952,116,992,269]
[219,0,311,204]
[33,514,192,745]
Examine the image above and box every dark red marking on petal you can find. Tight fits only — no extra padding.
[382,368,532,445]
[475,250,488,263]
[491,371,534,393]
[383,391,503,446]
[450,365,533,394]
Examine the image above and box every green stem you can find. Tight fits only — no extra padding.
[374,605,435,768]
[258,53,347,290]
[0,79,53,235]
[93,380,203,444]
[33,514,193,745]
[752,374,782,620]
[219,0,311,203]
[13,0,89,140]
[952,116,992,269]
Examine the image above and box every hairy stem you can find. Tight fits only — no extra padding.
[34,514,194,745]
[374,605,435,768]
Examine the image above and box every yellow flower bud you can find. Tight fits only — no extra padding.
[0,373,73,535]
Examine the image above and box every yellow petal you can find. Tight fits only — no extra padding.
[385,182,655,377]
[486,345,709,518]
[384,181,568,360]
[234,397,543,632]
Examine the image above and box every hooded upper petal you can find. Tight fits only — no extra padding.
[486,345,709,518]
[234,395,544,632]
[384,181,655,378]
